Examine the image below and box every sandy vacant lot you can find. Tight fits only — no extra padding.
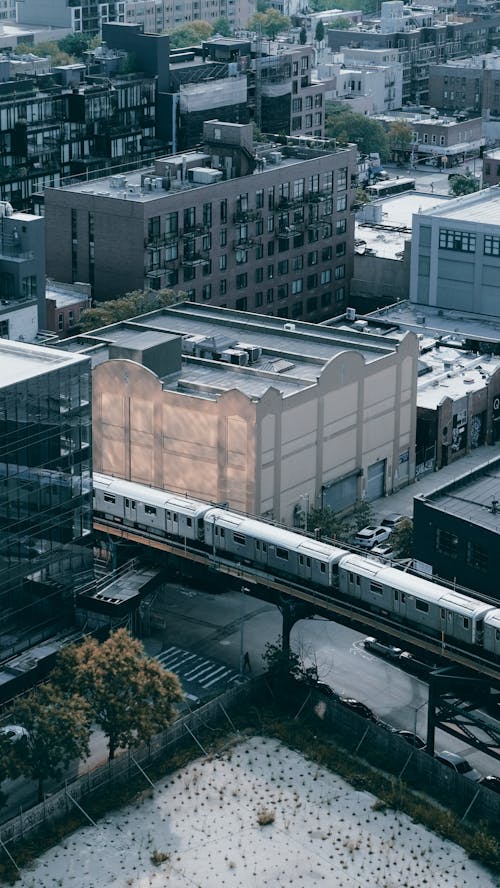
[20,736,499,888]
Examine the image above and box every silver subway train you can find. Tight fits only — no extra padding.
[93,473,500,660]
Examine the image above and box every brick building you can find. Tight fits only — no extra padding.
[44,122,358,322]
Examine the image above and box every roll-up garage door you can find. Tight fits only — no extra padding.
[366,459,386,501]
[323,473,357,512]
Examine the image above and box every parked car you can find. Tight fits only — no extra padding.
[398,730,427,750]
[363,637,404,661]
[480,775,500,795]
[0,725,28,742]
[435,750,482,782]
[338,697,376,721]
[371,542,394,558]
[353,525,391,549]
[380,513,406,531]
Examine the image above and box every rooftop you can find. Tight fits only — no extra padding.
[356,190,450,260]
[417,346,500,410]
[417,456,500,534]
[368,299,500,346]
[62,302,408,401]
[0,339,88,388]
[413,184,500,225]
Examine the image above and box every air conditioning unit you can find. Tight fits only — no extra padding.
[283,322,296,332]
[346,307,356,321]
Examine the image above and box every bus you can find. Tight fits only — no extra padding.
[366,177,416,199]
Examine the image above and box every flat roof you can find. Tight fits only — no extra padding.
[64,302,407,400]
[417,347,500,410]
[417,458,500,534]
[0,339,88,388]
[414,184,500,225]
[368,300,500,346]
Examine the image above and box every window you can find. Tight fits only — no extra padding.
[233,532,246,545]
[292,278,303,294]
[278,259,289,275]
[268,265,274,279]
[278,283,289,300]
[202,284,211,300]
[292,300,303,318]
[436,528,459,558]
[268,187,274,210]
[202,233,211,252]
[336,195,347,212]
[293,255,303,271]
[334,265,345,280]
[256,219,264,236]
[165,211,178,235]
[370,583,383,594]
[165,243,178,261]
[256,291,264,307]
[256,244,264,260]
[415,599,429,613]
[320,269,331,285]
[439,228,476,253]
[203,202,212,226]
[336,218,346,235]
[184,206,195,229]
[484,235,500,256]
[292,98,302,112]
[335,286,345,303]
[220,229,227,247]
[220,200,227,224]
[256,189,264,209]
[276,547,289,560]
[307,295,318,313]
[308,250,318,266]
[57,313,63,332]
[147,215,160,240]
[336,242,346,257]
[236,249,248,265]
[463,617,470,630]
[337,168,348,191]
[255,267,264,283]
[104,494,116,504]
[322,245,332,261]
[219,254,227,271]
[267,288,274,303]
[219,280,227,295]
[466,540,487,571]
[267,215,274,234]
[145,505,157,515]
[292,116,302,131]
[321,291,332,308]
[236,272,247,289]
[236,296,248,311]
[237,192,248,213]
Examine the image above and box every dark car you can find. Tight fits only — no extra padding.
[480,775,500,795]
[399,651,434,679]
[398,730,426,750]
[338,697,376,721]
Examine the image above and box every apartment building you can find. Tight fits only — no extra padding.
[45,122,357,321]
[17,0,125,35]
[410,186,500,317]
[428,52,500,118]
[0,203,46,340]
[327,0,500,104]
[125,0,254,31]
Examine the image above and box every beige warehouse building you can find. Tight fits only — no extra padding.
[65,302,418,524]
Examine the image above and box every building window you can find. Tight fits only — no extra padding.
[307,273,318,289]
[322,245,332,261]
[236,273,247,289]
[219,279,227,295]
[292,300,303,318]
[203,202,212,226]
[466,540,487,572]
[337,168,348,191]
[292,116,302,131]
[278,259,289,275]
[219,254,227,271]
[165,211,178,235]
[256,291,264,307]
[308,250,318,266]
[165,243,178,261]
[236,249,248,265]
[268,264,274,279]
[336,242,346,257]
[267,215,274,233]
[335,286,345,303]
[202,284,211,300]
[292,98,302,112]
[57,313,64,332]
[255,267,264,283]
[236,296,248,311]
[184,207,195,230]
[220,199,227,223]
[336,218,347,235]
[320,269,331,285]
[436,528,459,558]
[293,255,303,271]
[292,278,303,295]
[147,215,160,240]
[484,235,500,256]
[267,288,274,303]
[220,229,227,247]
[439,229,476,252]
[334,265,345,280]
[256,189,264,209]
[307,295,318,313]
[336,195,347,212]
[278,283,289,300]
[256,244,264,260]
[256,219,264,236]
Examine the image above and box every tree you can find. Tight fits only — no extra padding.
[325,102,389,159]
[248,9,291,39]
[315,20,325,43]
[299,26,307,45]
[53,630,183,760]
[449,172,480,197]
[212,17,232,36]
[307,505,351,542]
[350,500,374,533]
[167,21,213,49]
[263,637,302,681]
[10,684,90,801]
[389,518,414,559]
[331,16,353,29]
[57,33,93,59]
[388,120,412,160]
[78,287,182,332]
[16,41,74,66]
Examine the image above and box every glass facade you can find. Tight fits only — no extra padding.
[0,349,92,647]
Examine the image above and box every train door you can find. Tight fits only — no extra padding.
[297,554,312,583]
[124,497,136,525]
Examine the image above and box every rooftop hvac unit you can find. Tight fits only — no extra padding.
[183,334,206,355]
[127,183,142,195]
[416,315,426,324]
[269,151,283,165]
[353,319,368,331]
[220,348,249,366]
[110,174,127,189]
[283,322,296,332]
[346,307,356,321]
[143,177,152,191]
[237,343,262,363]
[152,177,164,190]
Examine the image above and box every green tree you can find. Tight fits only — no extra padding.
[57,33,93,59]
[167,21,214,49]
[16,41,74,65]
[325,102,389,159]
[213,17,232,36]
[53,629,183,760]
[331,16,353,29]
[449,172,480,197]
[315,20,325,43]
[248,9,291,39]
[307,505,351,542]
[388,120,412,159]
[78,288,182,332]
[11,685,90,801]
[299,26,307,45]
[389,518,414,559]
[263,637,302,681]
[350,500,374,533]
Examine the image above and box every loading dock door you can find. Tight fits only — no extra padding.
[366,459,386,501]
[323,474,357,512]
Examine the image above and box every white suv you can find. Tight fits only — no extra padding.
[353,525,392,549]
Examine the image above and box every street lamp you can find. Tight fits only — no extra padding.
[299,493,310,533]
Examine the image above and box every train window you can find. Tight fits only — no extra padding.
[186,518,192,527]
[306,557,310,567]
[401,592,406,603]
[233,532,246,545]
[440,608,446,620]
[320,563,326,573]
[173,513,177,522]
[132,501,136,509]
[262,542,266,552]
[370,583,383,595]
[145,505,157,516]
[125,498,129,507]
[299,555,304,565]
[349,572,354,582]
[276,547,289,560]
[221,528,225,538]
[496,629,500,641]
[166,511,171,519]
[415,599,429,613]
[463,617,469,630]
[256,540,260,550]
[104,494,115,504]
[394,590,398,601]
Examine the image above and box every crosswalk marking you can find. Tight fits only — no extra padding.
[155,645,242,695]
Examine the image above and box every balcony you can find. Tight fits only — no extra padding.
[232,237,261,249]
[233,209,262,223]
[182,224,209,239]
[278,195,304,209]
[182,252,208,267]
[144,231,178,249]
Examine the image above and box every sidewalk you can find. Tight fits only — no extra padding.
[372,439,500,521]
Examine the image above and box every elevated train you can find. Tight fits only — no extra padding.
[93,473,500,662]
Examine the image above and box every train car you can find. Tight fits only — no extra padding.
[483,610,500,657]
[338,554,494,646]
[203,508,345,589]
[93,474,210,542]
